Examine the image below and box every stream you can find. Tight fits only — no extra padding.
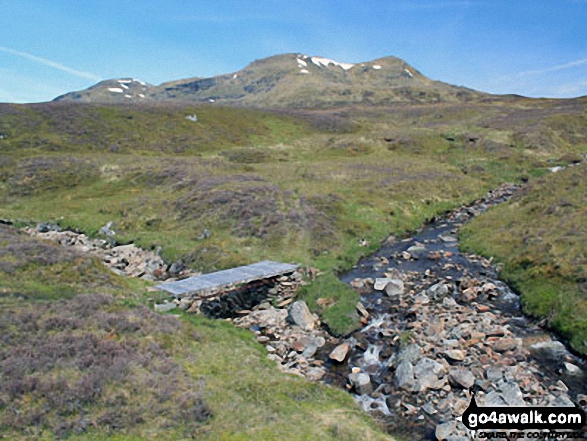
[324,183,587,440]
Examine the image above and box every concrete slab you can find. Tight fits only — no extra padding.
[155,260,299,298]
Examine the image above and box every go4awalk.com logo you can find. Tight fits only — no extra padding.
[455,392,586,440]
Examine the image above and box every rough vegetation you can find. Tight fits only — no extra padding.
[461,163,587,354]
[1,99,586,336]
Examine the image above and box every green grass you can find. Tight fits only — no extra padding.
[460,163,587,355]
[298,272,361,335]
[177,314,391,441]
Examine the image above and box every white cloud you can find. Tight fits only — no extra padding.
[0,45,101,81]
[515,57,587,77]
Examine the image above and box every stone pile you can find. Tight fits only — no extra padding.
[232,297,333,381]
[341,266,584,440]
[153,268,336,381]
[25,222,197,281]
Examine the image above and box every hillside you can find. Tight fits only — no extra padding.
[54,53,488,108]
[461,162,587,354]
[2,98,586,335]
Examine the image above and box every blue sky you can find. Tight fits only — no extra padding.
[1,0,586,103]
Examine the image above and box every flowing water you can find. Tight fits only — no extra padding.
[322,183,587,439]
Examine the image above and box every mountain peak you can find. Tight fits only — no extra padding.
[53,53,486,107]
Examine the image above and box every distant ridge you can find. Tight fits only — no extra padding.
[54,53,488,108]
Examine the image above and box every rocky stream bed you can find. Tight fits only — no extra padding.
[323,183,587,440]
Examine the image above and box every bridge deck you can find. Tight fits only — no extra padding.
[154,260,299,298]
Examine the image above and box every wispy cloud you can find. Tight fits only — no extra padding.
[485,56,587,97]
[167,13,321,26]
[515,57,587,77]
[0,45,101,81]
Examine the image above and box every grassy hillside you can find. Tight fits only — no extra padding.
[461,163,587,355]
[0,225,392,440]
[1,100,585,335]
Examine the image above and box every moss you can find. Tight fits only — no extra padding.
[298,272,361,336]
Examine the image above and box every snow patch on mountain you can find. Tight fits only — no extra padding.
[108,88,124,93]
[310,56,354,70]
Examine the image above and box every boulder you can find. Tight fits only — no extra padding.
[485,366,503,383]
[459,286,478,302]
[394,361,415,390]
[99,221,116,236]
[414,357,446,391]
[349,372,373,395]
[442,296,458,308]
[483,391,507,406]
[305,367,326,382]
[287,301,316,331]
[439,233,458,243]
[384,279,404,298]
[449,367,475,389]
[374,278,390,290]
[398,343,422,364]
[356,302,369,318]
[329,343,350,362]
[435,421,457,441]
[154,302,177,312]
[406,245,427,259]
[443,349,466,362]
[414,357,445,378]
[427,282,449,301]
[500,381,525,406]
[529,340,567,360]
[235,307,288,329]
[564,362,582,375]
[292,335,325,358]
[493,337,518,353]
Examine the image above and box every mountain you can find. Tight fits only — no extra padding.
[53,53,488,108]
[53,78,152,103]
